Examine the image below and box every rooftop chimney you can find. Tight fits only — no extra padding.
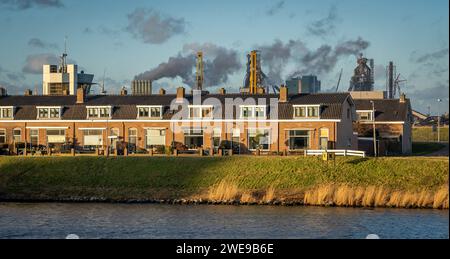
[279,85,288,103]
[159,88,166,95]
[176,87,185,101]
[76,87,85,104]
[400,93,406,103]
[63,89,69,96]
[24,89,32,96]
[120,87,128,96]
[219,88,226,95]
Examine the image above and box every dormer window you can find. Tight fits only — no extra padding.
[37,106,62,119]
[87,106,112,119]
[137,106,163,119]
[357,110,374,121]
[293,105,320,119]
[0,106,14,119]
[240,105,266,119]
[189,105,213,119]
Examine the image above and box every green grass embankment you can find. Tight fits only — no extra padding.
[413,127,449,142]
[0,156,448,209]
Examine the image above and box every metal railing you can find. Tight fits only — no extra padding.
[305,149,366,158]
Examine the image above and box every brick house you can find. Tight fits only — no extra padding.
[0,86,358,155]
[352,92,413,155]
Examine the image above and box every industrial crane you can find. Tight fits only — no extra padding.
[335,68,343,92]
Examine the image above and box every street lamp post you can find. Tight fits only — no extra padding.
[437,99,442,143]
[370,101,377,157]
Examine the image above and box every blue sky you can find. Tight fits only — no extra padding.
[0,0,448,114]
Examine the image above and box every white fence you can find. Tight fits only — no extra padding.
[305,149,366,158]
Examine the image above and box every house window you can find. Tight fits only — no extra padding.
[202,107,213,118]
[128,128,138,152]
[232,128,241,154]
[308,106,319,118]
[240,106,266,119]
[50,108,60,118]
[138,106,162,119]
[13,128,22,142]
[357,111,373,121]
[47,129,66,144]
[184,128,204,149]
[145,129,166,148]
[37,107,61,119]
[30,129,39,147]
[189,106,213,119]
[212,128,221,151]
[0,107,13,119]
[248,129,270,151]
[139,107,149,117]
[294,107,306,118]
[288,130,310,150]
[83,129,103,147]
[109,128,120,151]
[0,129,6,144]
[293,105,320,119]
[151,107,162,118]
[87,107,111,119]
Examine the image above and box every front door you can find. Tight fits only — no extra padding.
[320,137,329,150]
[319,128,329,150]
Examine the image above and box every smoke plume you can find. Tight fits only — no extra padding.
[255,37,369,84]
[135,43,241,88]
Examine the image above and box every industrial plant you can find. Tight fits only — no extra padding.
[0,47,414,157]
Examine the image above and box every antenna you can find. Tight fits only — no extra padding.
[59,36,68,73]
[101,69,107,95]
[64,36,67,55]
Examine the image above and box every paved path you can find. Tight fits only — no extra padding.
[426,142,449,156]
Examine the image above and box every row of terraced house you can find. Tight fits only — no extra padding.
[0,85,413,156]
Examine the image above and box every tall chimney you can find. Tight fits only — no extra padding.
[388,62,394,99]
[159,88,166,95]
[176,87,185,101]
[76,87,85,104]
[279,85,288,103]
[24,89,32,96]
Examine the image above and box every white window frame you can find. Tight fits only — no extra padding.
[356,110,374,122]
[86,106,112,119]
[0,129,6,144]
[36,106,62,120]
[247,128,271,151]
[47,129,66,144]
[13,128,22,143]
[188,105,214,119]
[287,129,311,151]
[145,128,166,148]
[0,106,14,119]
[293,105,321,119]
[30,129,39,146]
[240,105,267,119]
[137,106,163,119]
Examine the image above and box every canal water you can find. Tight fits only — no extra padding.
[0,203,447,239]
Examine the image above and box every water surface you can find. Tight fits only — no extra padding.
[0,203,447,239]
